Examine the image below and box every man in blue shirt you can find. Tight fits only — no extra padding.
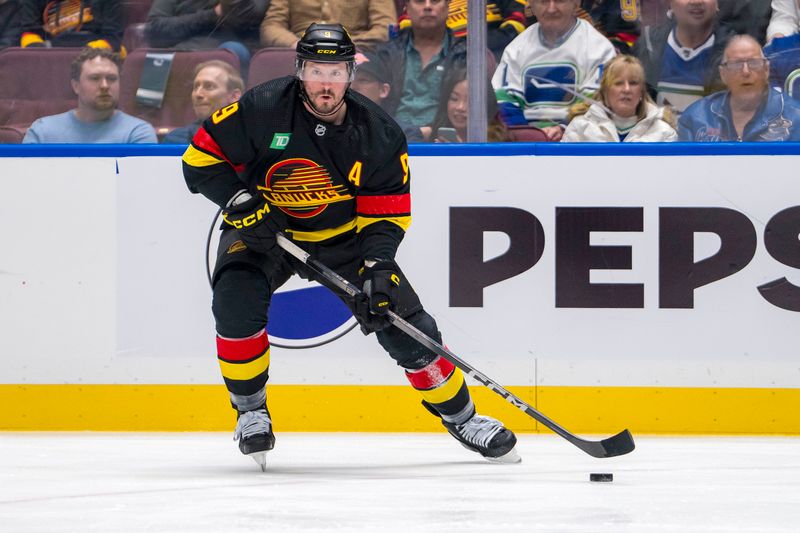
[23,47,156,143]
[679,34,800,142]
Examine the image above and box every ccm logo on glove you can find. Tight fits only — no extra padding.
[222,191,282,254]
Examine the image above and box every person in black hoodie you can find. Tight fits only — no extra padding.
[0,0,21,49]
[145,0,268,69]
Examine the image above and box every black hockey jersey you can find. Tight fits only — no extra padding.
[19,0,123,50]
[182,76,411,260]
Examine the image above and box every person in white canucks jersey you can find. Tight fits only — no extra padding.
[492,0,616,141]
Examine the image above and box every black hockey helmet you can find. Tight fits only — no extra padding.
[296,23,356,63]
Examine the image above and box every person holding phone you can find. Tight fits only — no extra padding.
[428,64,509,142]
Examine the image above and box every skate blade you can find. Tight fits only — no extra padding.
[486,446,522,464]
[248,452,267,472]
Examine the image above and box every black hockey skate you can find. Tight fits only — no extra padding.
[233,407,275,472]
[424,401,521,463]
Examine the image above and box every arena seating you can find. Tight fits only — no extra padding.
[246,48,297,89]
[506,125,548,142]
[0,47,82,127]
[119,48,240,138]
[121,0,154,52]
[0,124,28,143]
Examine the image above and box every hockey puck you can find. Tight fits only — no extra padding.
[589,473,613,482]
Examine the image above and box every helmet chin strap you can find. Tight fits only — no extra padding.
[299,82,349,118]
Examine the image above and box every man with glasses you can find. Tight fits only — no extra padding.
[492,0,616,141]
[678,34,800,141]
[182,23,520,470]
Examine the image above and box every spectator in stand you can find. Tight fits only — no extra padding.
[162,60,243,144]
[492,0,616,142]
[351,51,424,142]
[764,34,800,100]
[524,1,641,53]
[19,0,124,53]
[396,0,527,60]
[767,0,799,41]
[260,0,396,51]
[562,54,677,141]
[633,0,733,114]
[23,47,157,143]
[718,0,771,44]
[429,64,509,142]
[0,0,21,49]
[678,34,800,141]
[373,0,482,129]
[763,0,800,99]
[146,0,268,70]
[578,0,642,53]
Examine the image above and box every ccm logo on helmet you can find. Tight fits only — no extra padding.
[317,49,337,54]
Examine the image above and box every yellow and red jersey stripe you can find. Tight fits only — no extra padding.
[183,127,245,173]
[356,193,412,233]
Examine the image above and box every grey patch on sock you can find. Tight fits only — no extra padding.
[440,399,475,425]
[231,389,266,412]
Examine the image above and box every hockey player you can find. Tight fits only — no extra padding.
[182,22,520,470]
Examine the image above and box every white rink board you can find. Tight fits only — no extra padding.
[0,154,798,387]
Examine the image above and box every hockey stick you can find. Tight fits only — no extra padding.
[276,233,635,458]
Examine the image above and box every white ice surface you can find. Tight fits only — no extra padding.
[0,433,798,532]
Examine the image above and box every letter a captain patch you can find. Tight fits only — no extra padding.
[270,133,291,149]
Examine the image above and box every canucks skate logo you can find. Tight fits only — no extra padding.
[258,158,353,218]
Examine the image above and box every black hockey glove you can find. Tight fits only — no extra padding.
[359,259,401,315]
[222,191,282,255]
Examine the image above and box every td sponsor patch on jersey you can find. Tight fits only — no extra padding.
[270,133,291,149]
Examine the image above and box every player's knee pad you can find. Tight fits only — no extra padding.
[212,266,270,339]
[375,309,442,368]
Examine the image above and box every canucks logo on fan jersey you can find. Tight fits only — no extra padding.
[523,63,579,106]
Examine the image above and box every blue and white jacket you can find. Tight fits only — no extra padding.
[678,87,800,142]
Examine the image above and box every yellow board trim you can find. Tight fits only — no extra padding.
[415,368,466,405]
[218,350,270,381]
[182,145,223,167]
[0,385,798,434]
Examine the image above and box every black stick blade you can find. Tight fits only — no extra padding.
[598,429,635,458]
[567,429,635,458]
